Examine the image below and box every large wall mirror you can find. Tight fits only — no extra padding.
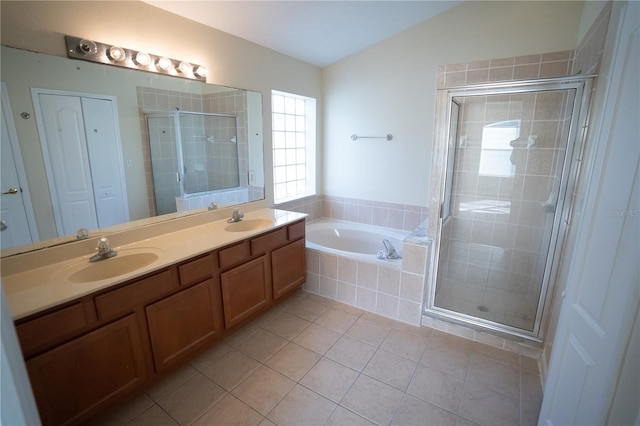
[0,45,265,255]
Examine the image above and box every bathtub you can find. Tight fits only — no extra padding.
[305,218,408,264]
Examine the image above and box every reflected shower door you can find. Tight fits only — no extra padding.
[147,115,180,215]
[435,88,577,332]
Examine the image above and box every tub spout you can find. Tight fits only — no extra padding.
[382,239,401,259]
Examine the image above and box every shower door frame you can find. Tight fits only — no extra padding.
[426,75,594,340]
[146,110,239,198]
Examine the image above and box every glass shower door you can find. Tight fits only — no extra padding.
[434,87,578,333]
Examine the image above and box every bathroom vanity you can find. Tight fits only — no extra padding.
[2,208,306,426]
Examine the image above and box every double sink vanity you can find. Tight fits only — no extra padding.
[1,208,307,425]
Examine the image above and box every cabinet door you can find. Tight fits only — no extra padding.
[272,239,306,300]
[220,255,270,329]
[26,314,147,426]
[146,280,222,372]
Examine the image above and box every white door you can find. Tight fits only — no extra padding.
[538,2,640,424]
[35,91,129,236]
[37,93,98,235]
[82,98,129,228]
[1,83,38,249]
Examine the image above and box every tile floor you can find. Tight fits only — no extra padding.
[91,290,543,426]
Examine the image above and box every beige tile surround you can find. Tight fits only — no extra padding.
[92,290,542,426]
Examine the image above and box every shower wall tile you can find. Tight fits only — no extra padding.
[572,2,611,75]
[514,64,540,80]
[438,50,575,89]
[489,66,514,82]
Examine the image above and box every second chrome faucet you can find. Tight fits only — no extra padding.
[227,208,244,223]
[90,237,118,262]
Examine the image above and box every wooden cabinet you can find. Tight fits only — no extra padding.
[26,314,147,426]
[272,238,306,300]
[220,255,270,328]
[15,217,306,425]
[147,279,222,372]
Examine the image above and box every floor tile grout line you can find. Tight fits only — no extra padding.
[99,290,542,425]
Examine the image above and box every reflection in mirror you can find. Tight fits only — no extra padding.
[0,45,265,255]
[147,111,241,215]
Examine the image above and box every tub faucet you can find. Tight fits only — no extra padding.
[90,237,117,262]
[382,239,401,259]
[227,208,244,223]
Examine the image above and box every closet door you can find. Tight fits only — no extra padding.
[82,97,129,228]
[37,93,98,234]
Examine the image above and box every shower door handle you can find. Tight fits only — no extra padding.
[541,192,557,213]
[176,172,181,182]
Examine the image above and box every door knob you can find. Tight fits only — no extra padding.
[3,188,18,195]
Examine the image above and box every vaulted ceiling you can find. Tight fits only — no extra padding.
[142,1,462,67]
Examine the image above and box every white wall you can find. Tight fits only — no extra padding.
[322,1,583,206]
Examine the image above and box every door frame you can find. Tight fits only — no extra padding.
[31,88,128,236]
[425,76,594,340]
[1,82,39,243]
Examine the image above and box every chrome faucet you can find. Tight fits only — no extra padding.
[90,237,117,262]
[227,208,244,223]
[76,228,90,240]
[382,239,401,259]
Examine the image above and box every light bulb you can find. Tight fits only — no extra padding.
[135,51,151,66]
[156,57,172,71]
[194,65,207,77]
[178,61,193,74]
[108,46,126,62]
[77,39,97,55]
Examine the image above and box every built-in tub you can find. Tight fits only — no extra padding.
[305,218,408,265]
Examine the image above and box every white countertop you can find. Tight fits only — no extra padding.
[2,208,306,320]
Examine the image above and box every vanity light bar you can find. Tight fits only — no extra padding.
[65,36,207,82]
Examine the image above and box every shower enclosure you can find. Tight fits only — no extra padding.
[428,76,593,338]
[147,111,239,215]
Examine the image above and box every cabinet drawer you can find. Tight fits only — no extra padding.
[288,219,306,241]
[16,301,95,358]
[251,227,287,255]
[179,253,215,287]
[219,241,250,270]
[95,269,174,319]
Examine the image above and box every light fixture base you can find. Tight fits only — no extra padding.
[65,35,206,82]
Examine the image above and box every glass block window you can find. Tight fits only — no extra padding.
[272,90,316,203]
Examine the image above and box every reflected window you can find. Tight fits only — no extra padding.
[272,90,316,203]
[479,120,520,177]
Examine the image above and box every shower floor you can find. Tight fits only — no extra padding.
[435,241,541,331]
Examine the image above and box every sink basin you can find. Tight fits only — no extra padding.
[53,249,162,283]
[225,218,274,232]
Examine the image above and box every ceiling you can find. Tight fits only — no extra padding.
[142,1,463,67]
